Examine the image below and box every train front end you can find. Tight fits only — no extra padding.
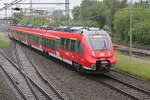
[82,30,116,72]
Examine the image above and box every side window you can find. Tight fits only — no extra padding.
[46,39,48,48]
[36,36,39,44]
[65,39,70,51]
[75,40,84,55]
[49,39,52,49]
[55,39,60,51]
[79,43,84,55]
[52,40,55,50]
[60,38,65,49]
[70,40,75,52]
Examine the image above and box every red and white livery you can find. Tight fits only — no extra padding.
[9,26,116,73]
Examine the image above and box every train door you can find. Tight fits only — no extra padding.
[70,39,77,62]
[39,36,43,49]
[75,40,84,64]
[55,38,61,58]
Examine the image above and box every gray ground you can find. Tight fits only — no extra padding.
[0,28,18,100]
[27,45,132,100]
[0,69,18,100]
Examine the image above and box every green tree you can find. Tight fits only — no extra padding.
[72,0,109,28]
[19,16,50,26]
[104,0,127,33]
[52,10,66,24]
[89,2,110,28]
[113,8,150,44]
[72,6,81,20]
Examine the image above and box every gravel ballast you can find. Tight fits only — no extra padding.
[26,46,134,100]
[0,30,19,100]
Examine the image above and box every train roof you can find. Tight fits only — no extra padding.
[53,26,108,35]
[10,26,83,40]
[10,25,109,40]
[64,26,109,35]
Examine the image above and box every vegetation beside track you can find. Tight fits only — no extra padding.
[116,52,150,80]
[0,34,10,47]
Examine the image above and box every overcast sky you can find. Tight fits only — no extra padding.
[0,0,141,17]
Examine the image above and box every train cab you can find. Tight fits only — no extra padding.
[70,27,116,72]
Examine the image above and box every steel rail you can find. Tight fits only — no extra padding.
[0,46,40,100]
[90,76,140,100]
[0,44,52,100]
[111,69,145,81]
[105,74,150,95]
[0,64,27,100]
[27,76,53,100]
[22,45,65,100]
[14,42,53,100]
[14,42,41,100]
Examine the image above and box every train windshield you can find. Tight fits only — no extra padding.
[88,34,110,51]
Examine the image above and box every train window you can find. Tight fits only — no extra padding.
[75,41,84,55]
[70,40,75,52]
[44,38,46,47]
[60,38,65,49]
[49,39,52,49]
[29,35,31,41]
[65,39,70,51]
[48,39,51,49]
[46,38,48,48]
[55,39,60,51]
[42,38,44,46]
[79,43,84,55]
[32,36,35,43]
[47,39,49,48]
[50,39,53,49]
[36,36,39,44]
[29,35,31,40]
[35,36,36,43]
[52,40,55,50]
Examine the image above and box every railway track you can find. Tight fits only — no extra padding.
[115,47,150,58]
[13,41,65,100]
[0,41,65,100]
[0,49,38,100]
[88,74,150,100]
[105,73,150,99]
[110,69,150,90]
[110,69,144,81]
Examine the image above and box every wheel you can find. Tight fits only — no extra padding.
[73,62,84,73]
[43,51,49,56]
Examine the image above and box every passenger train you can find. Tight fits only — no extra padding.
[9,25,116,73]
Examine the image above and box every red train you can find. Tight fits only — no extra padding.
[9,25,116,73]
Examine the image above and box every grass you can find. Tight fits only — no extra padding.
[116,52,150,80]
[0,34,10,47]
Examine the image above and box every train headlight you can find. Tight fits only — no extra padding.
[92,51,96,56]
[108,50,112,56]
